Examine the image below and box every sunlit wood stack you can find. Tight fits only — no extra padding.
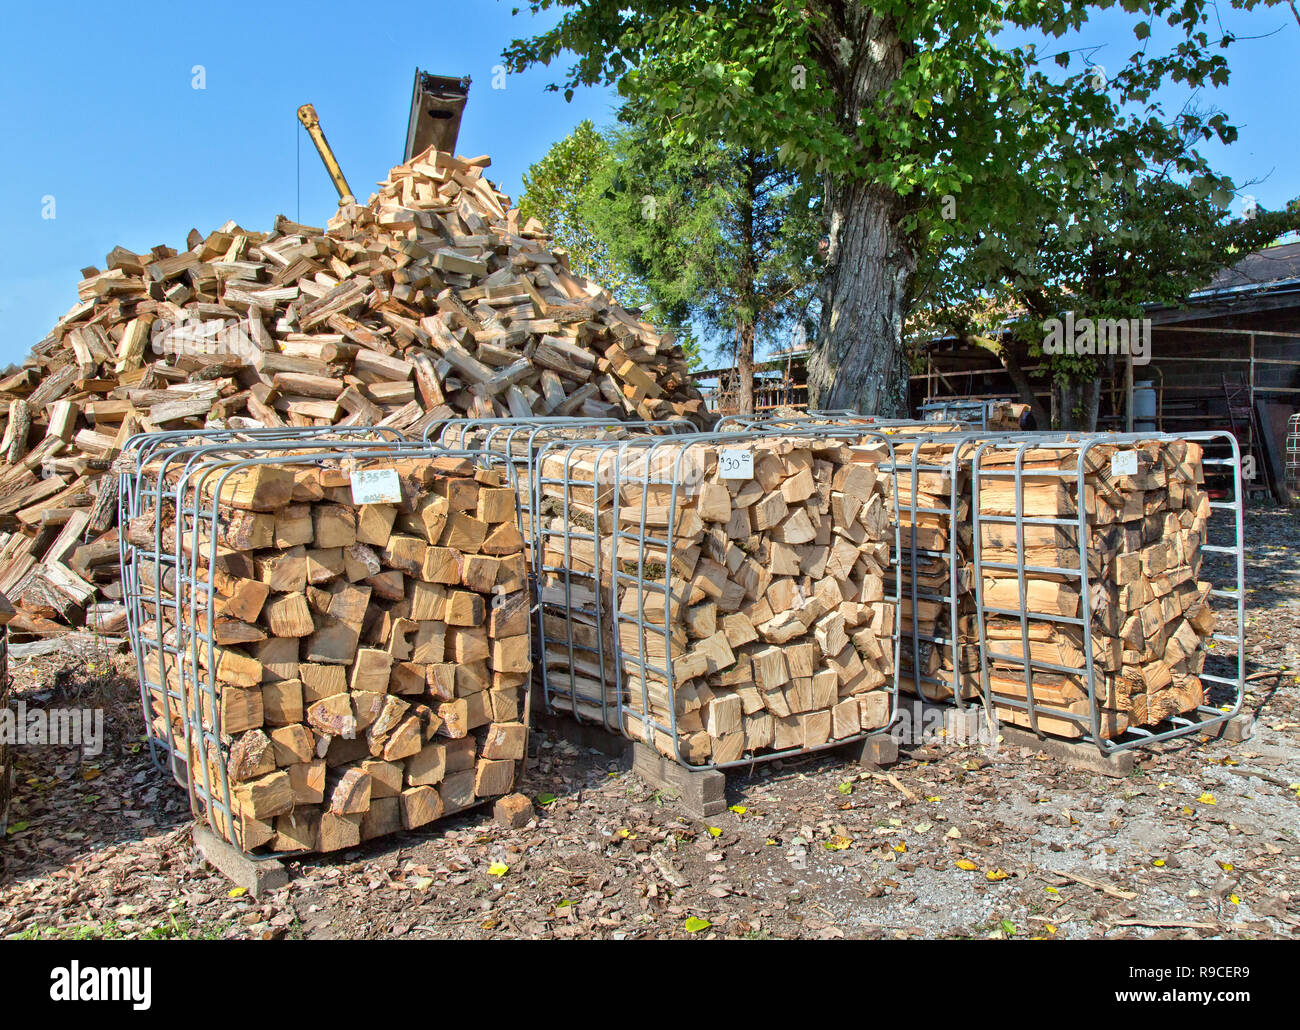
[887,430,979,703]
[0,145,706,639]
[985,401,1031,430]
[534,435,897,765]
[974,439,1216,738]
[126,452,530,853]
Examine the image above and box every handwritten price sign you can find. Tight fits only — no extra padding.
[717,449,753,480]
[350,468,402,504]
[1110,451,1138,477]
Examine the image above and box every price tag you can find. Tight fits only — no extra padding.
[1110,451,1138,477]
[350,467,402,505]
[718,449,753,480]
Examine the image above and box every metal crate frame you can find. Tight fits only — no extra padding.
[969,431,1245,754]
[1286,413,1300,500]
[118,427,411,785]
[531,426,904,769]
[119,429,524,849]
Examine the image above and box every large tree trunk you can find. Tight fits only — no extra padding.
[806,181,913,415]
[965,333,1049,429]
[805,11,911,416]
[1082,376,1102,432]
[1054,373,1103,430]
[738,323,755,416]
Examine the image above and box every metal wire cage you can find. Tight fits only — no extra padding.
[1286,413,1300,502]
[969,431,1245,754]
[709,413,1244,752]
[118,428,527,849]
[424,416,696,569]
[118,427,412,788]
[530,427,904,769]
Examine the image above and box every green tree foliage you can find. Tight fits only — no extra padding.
[518,119,705,367]
[518,120,636,304]
[520,114,822,393]
[918,153,1300,427]
[585,118,823,411]
[504,0,1290,416]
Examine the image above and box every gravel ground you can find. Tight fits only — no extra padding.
[2,507,1297,941]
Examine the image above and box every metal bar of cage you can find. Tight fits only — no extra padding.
[969,431,1245,755]
[533,425,904,768]
[1286,413,1300,499]
[884,428,984,710]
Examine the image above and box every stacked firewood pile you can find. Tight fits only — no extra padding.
[534,434,898,765]
[985,401,1031,430]
[973,438,1216,738]
[885,426,1221,739]
[0,145,707,639]
[126,451,530,853]
[891,432,978,703]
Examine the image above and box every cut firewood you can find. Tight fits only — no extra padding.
[535,434,897,764]
[972,439,1216,738]
[0,141,709,640]
[127,451,530,855]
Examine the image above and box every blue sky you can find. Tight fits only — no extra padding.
[1013,5,1299,211]
[0,1,1295,367]
[0,1,621,365]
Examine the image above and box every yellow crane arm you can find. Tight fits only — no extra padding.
[296,104,355,206]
